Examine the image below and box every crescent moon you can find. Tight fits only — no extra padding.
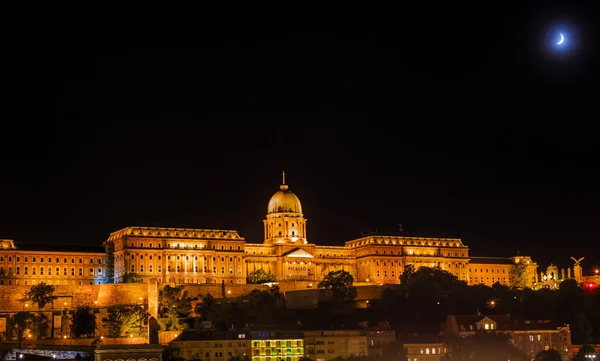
[557,33,565,45]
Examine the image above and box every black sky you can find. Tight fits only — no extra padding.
[1,2,599,272]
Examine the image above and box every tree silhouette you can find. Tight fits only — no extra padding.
[534,349,563,361]
[573,345,596,361]
[23,282,55,309]
[102,305,147,337]
[318,270,358,303]
[509,262,529,290]
[11,311,33,348]
[247,269,277,284]
[159,284,192,319]
[73,305,96,337]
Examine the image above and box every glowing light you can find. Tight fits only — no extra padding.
[557,33,565,45]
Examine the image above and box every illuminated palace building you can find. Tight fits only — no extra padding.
[0,175,539,288]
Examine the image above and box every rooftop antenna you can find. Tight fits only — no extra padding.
[282,170,286,185]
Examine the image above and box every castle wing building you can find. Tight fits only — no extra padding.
[1,174,542,288]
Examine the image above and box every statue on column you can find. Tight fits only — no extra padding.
[570,257,585,283]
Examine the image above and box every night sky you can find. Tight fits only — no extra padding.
[1,3,599,272]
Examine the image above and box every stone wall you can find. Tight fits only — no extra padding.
[0,284,147,312]
[176,283,269,299]
[0,282,267,313]
[2,336,149,348]
[0,282,271,342]
[96,284,148,306]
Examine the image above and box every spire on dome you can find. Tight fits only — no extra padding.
[280,170,288,190]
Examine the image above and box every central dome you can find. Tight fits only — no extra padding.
[267,179,303,215]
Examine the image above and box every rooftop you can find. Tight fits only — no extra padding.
[11,243,105,254]
[469,257,515,265]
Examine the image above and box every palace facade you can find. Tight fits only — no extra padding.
[0,175,540,288]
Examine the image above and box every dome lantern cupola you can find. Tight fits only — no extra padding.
[267,171,303,214]
[264,171,307,245]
